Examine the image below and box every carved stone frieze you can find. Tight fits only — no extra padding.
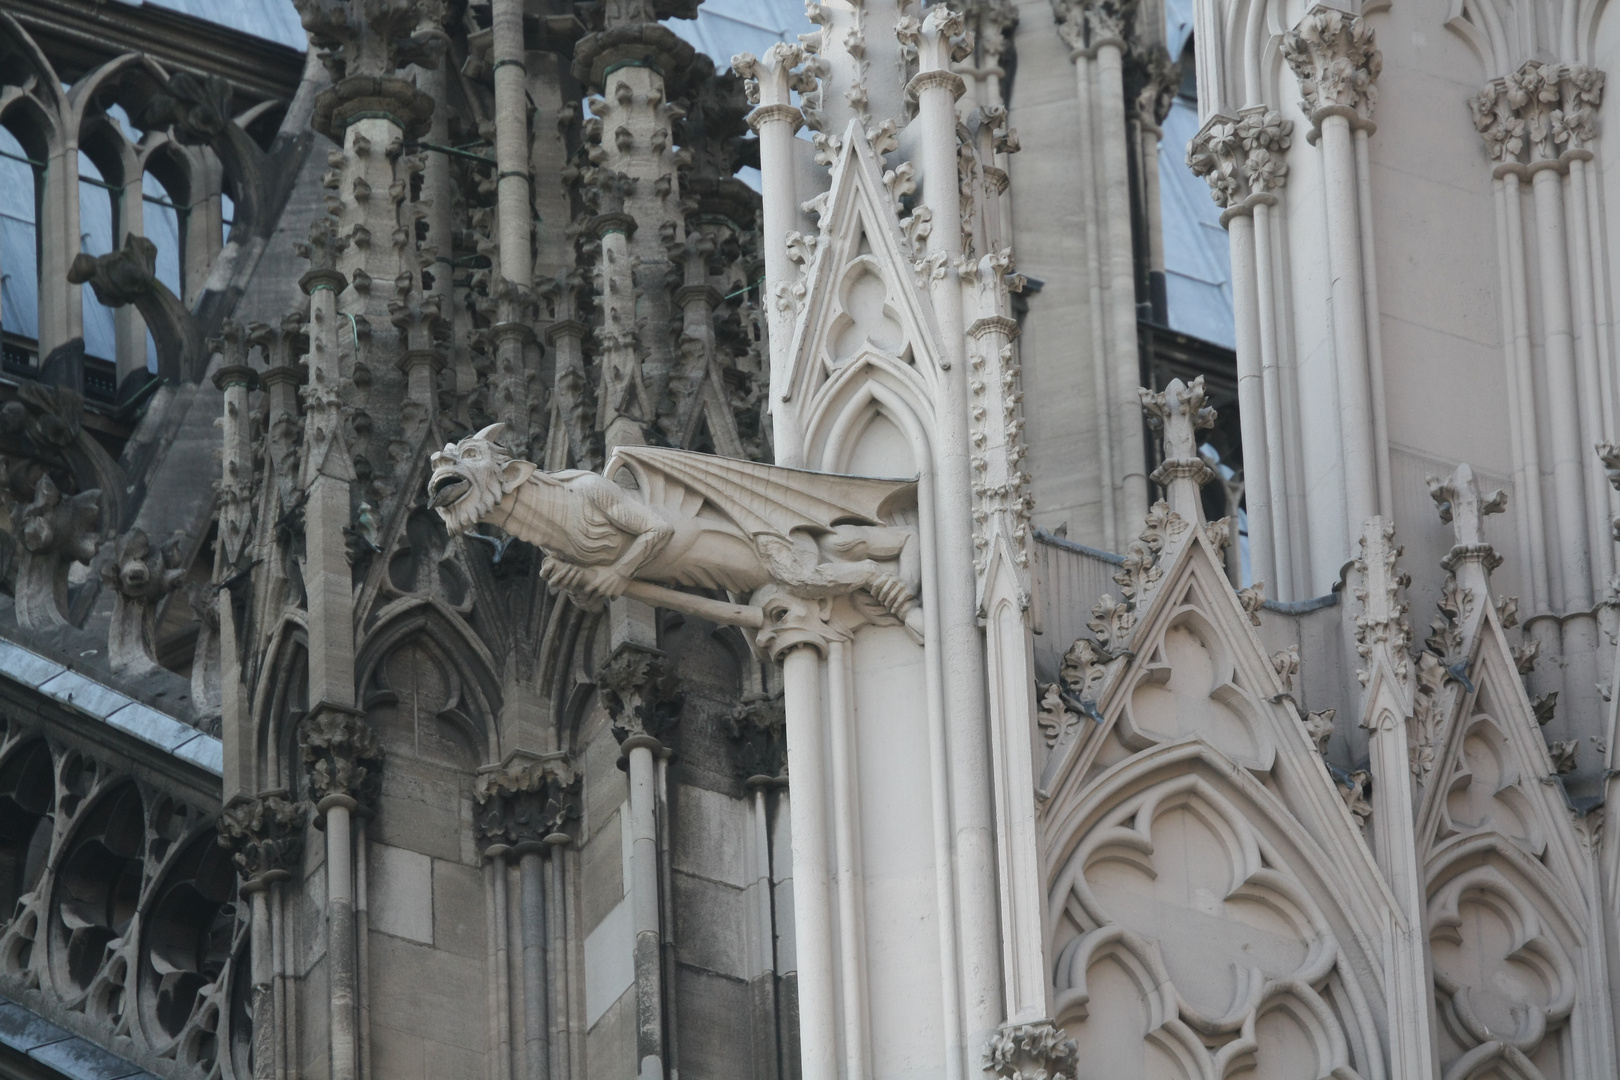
[1281,6,1382,126]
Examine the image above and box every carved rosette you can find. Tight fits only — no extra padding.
[474,760,581,850]
[298,710,384,811]
[1470,61,1604,167]
[598,646,685,750]
[1186,107,1293,213]
[217,794,308,888]
[1281,6,1381,127]
[982,1019,1079,1080]
[727,693,787,782]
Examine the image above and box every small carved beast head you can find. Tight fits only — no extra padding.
[427,423,525,535]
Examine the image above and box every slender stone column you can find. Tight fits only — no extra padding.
[217,794,307,1080]
[491,0,531,290]
[299,712,383,1080]
[755,590,842,1080]
[1187,108,1293,600]
[598,647,684,1080]
[912,15,1003,1070]
[1283,6,1384,547]
[476,759,581,1080]
[734,45,808,465]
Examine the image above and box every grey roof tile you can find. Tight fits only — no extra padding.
[0,641,67,688]
[103,703,199,752]
[0,1001,72,1052]
[36,672,135,721]
[171,735,224,776]
[28,1035,144,1079]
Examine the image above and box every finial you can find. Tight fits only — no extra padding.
[1140,376,1216,523]
[1426,462,1505,587]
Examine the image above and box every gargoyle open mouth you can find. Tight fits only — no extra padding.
[428,473,470,509]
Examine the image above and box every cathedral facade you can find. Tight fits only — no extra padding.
[0,0,1616,1079]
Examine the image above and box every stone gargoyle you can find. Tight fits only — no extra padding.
[427,424,923,636]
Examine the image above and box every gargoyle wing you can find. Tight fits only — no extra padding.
[604,446,916,538]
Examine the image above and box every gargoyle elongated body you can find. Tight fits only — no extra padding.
[427,425,920,621]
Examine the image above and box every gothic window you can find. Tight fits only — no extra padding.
[0,124,41,370]
[0,739,53,922]
[52,782,144,996]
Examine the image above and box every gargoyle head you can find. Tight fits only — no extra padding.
[427,423,527,535]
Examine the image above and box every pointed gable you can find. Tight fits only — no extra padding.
[780,120,951,456]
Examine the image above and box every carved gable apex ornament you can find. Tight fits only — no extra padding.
[780,119,951,426]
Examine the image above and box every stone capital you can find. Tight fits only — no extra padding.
[474,756,580,851]
[1471,61,1604,167]
[1282,5,1381,129]
[598,645,684,751]
[1186,107,1293,213]
[217,792,309,889]
[983,1019,1079,1080]
[298,707,383,812]
[727,693,787,783]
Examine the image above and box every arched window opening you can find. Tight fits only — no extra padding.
[76,149,118,384]
[0,740,55,923]
[0,124,42,371]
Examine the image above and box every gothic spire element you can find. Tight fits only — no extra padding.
[100,527,187,675]
[1350,518,1412,691]
[1428,462,1507,595]
[1139,375,1216,523]
[294,0,438,140]
[1187,108,1294,212]
[474,759,581,849]
[1281,6,1382,128]
[298,711,384,811]
[217,793,309,887]
[983,1019,1079,1080]
[599,645,684,751]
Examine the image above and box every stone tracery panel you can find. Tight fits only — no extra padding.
[1051,769,1376,1080]
[0,716,240,1079]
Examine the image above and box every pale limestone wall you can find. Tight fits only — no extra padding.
[1008,0,1112,546]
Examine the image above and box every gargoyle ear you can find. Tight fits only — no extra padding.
[472,422,510,446]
